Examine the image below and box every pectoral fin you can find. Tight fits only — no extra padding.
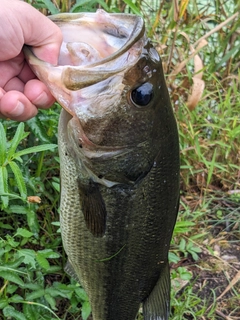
[143,263,170,320]
[78,179,107,237]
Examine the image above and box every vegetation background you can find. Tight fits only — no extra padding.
[0,0,239,319]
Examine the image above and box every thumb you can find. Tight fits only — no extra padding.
[1,0,62,65]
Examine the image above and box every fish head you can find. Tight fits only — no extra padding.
[24,10,174,184]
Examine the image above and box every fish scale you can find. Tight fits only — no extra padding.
[24,10,180,320]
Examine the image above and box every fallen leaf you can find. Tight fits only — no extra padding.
[186,77,205,110]
[27,196,41,204]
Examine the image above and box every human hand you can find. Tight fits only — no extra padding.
[0,0,62,121]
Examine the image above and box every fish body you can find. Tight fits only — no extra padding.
[24,10,179,320]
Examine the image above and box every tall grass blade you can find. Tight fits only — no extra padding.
[70,0,97,12]
[123,0,141,15]
[35,0,59,14]
[179,0,190,19]
[215,43,240,71]
[96,0,110,11]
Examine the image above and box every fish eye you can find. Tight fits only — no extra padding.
[131,82,154,107]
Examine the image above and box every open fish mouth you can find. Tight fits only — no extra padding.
[24,9,145,114]
[24,10,148,153]
[54,9,145,68]
[52,9,145,92]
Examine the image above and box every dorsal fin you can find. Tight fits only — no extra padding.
[78,179,107,237]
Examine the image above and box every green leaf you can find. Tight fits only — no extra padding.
[51,221,60,227]
[6,205,29,214]
[169,251,180,264]
[13,144,57,158]
[0,299,9,309]
[173,220,195,234]
[6,234,20,248]
[0,266,26,275]
[26,289,45,300]
[191,251,200,261]
[0,122,7,165]
[44,293,57,310]
[177,267,192,281]
[0,270,24,286]
[23,304,38,320]
[7,123,28,160]
[45,286,71,299]
[3,306,27,320]
[27,117,51,144]
[27,209,40,237]
[0,192,23,202]
[75,287,89,302]
[45,265,62,273]
[4,256,25,269]
[23,283,43,291]
[37,249,60,259]
[0,222,13,230]
[179,238,186,252]
[9,294,24,303]
[216,43,240,71]
[0,165,9,208]
[9,161,27,199]
[17,249,36,268]
[6,283,18,294]
[82,300,91,320]
[52,181,60,192]
[36,252,50,270]
[15,228,33,238]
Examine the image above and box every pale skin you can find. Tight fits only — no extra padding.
[0,0,62,121]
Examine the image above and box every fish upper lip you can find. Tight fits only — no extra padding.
[49,10,145,69]
[79,14,145,68]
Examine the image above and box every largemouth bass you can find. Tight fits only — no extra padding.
[24,10,180,320]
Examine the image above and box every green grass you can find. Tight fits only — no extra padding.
[1,0,239,319]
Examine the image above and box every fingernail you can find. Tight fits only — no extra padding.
[11,101,25,116]
[34,91,49,106]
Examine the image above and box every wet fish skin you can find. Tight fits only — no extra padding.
[24,10,179,320]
